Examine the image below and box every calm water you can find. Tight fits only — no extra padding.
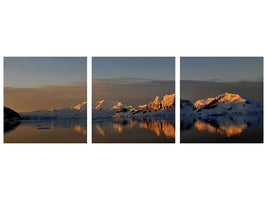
[180,114,263,143]
[4,119,87,143]
[92,119,175,143]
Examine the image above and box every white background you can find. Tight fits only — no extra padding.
[0,0,266,200]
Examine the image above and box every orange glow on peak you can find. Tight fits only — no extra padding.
[95,99,104,110]
[111,102,123,109]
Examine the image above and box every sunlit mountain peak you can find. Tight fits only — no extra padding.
[74,101,87,110]
[181,92,262,117]
[138,104,147,108]
[111,102,123,109]
[94,99,131,112]
[194,92,246,109]
[217,92,244,103]
[93,93,175,119]
[148,96,161,111]
[162,93,175,109]
[194,98,214,109]
[95,100,104,110]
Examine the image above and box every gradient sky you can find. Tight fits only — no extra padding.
[5,57,87,87]
[4,57,87,112]
[93,57,175,80]
[92,57,175,106]
[180,57,263,101]
[181,57,263,82]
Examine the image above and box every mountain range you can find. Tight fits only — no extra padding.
[19,102,87,119]
[93,94,175,120]
[6,92,259,121]
[181,92,263,116]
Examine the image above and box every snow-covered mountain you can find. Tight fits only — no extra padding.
[94,100,132,111]
[181,92,263,116]
[21,102,87,119]
[93,94,175,120]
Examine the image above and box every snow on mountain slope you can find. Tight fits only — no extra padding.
[94,100,130,111]
[113,94,175,119]
[148,96,161,111]
[93,94,175,120]
[95,100,104,110]
[181,92,262,116]
[194,93,246,108]
[162,93,175,109]
[93,100,133,119]
[146,94,175,112]
[74,101,87,111]
[21,102,87,119]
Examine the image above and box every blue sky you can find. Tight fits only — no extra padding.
[4,57,87,87]
[92,57,175,81]
[181,57,263,82]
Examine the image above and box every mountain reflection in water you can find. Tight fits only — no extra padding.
[194,120,247,137]
[92,119,175,143]
[180,114,263,143]
[4,119,87,143]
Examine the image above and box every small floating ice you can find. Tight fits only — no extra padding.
[37,127,51,129]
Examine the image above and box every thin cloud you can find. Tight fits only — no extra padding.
[208,78,225,82]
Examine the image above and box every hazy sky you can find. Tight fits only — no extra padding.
[93,57,175,80]
[4,57,87,112]
[180,57,263,101]
[92,57,175,105]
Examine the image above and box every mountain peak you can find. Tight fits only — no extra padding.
[148,96,161,111]
[194,92,245,109]
[74,101,87,110]
[111,102,123,109]
[162,93,175,109]
[93,93,175,119]
[95,100,104,110]
[181,93,262,116]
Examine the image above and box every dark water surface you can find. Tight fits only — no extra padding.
[180,114,263,143]
[4,119,87,143]
[92,119,175,143]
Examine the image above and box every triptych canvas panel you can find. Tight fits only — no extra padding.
[3,57,263,143]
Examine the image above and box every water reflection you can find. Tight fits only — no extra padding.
[4,119,87,143]
[110,119,175,138]
[93,119,175,143]
[74,124,87,135]
[4,122,21,133]
[139,120,175,138]
[96,125,105,136]
[194,120,247,137]
[180,114,263,143]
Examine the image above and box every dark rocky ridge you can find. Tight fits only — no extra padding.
[4,107,22,121]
